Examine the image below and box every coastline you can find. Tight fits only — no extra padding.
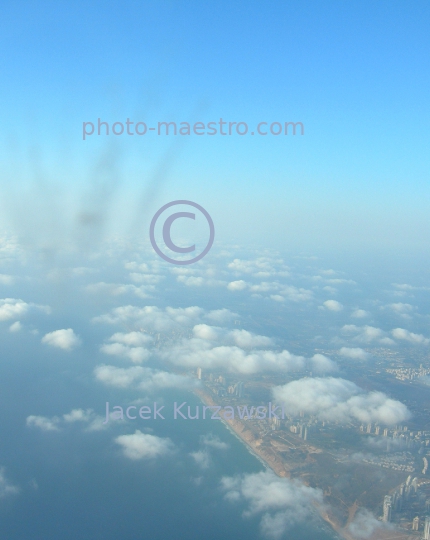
[193,388,414,540]
[193,387,348,539]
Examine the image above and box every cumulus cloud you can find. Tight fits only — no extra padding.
[227,257,288,278]
[41,328,81,351]
[129,273,163,284]
[161,340,305,375]
[201,326,271,348]
[391,328,429,345]
[342,325,394,345]
[0,298,50,321]
[0,274,14,285]
[177,275,205,287]
[229,329,274,349]
[115,430,174,460]
[86,282,154,299]
[94,364,200,391]
[93,305,204,331]
[193,324,221,341]
[201,434,229,450]
[9,321,21,332]
[221,470,323,539]
[322,300,343,311]
[0,467,20,498]
[204,308,238,324]
[351,309,369,318]
[27,408,106,432]
[278,286,313,302]
[272,377,410,425]
[100,332,152,363]
[339,347,369,360]
[388,303,414,316]
[26,415,60,431]
[62,408,107,431]
[190,449,211,469]
[227,280,247,291]
[310,354,338,374]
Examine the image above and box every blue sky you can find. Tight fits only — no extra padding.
[0,0,429,253]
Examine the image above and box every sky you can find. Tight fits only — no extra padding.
[0,0,429,255]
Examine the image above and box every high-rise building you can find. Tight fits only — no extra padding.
[196,367,202,380]
[383,428,388,436]
[412,516,419,531]
[375,426,380,435]
[383,496,392,522]
[424,516,430,540]
[235,381,244,398]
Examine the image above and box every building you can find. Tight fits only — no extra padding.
[235,381,244,398]
[383,496,392,522]
[196,367,202,380]
[383,428,389,436]
[412,516,419,531]
[424,516,430,540]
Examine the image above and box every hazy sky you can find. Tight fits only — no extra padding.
[0,1,429,253]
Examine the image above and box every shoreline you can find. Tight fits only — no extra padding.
[193,388,413,540]
[193,388,348,539]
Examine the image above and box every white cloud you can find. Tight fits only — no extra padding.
[310,354,338,374]
[93,305,204,332]
[0,274,14,285]
[392,328,429,345]
[161,341,305,375]
[94,364,200,391]
[322,300,343,311]
[26,415,60,431]
[27,408,106,432]
[193,324,221,341]
[227,258,288,278]
[351,309,369,318]
[9,321,21,332]
[221,470,323,539]
[348,509,393,539]
[0,298,50,321]
[228,329,274,349]
[86,282,154,299]
[190,449,211,469]
[201,434,229,450]
[272,377,410,425]
[41,328,81,351]
[279,286,313,302]
[341,325,393,345]
[0,467,20,498]
[115,430,174,460]
[129,273,163,284]
[389,303,414,315]
[177,275,205,287]
[227,280,247,291]
[100,343,150,363]
[339,347,369,360]
[109,331,153,346]
[204,308,238,324]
